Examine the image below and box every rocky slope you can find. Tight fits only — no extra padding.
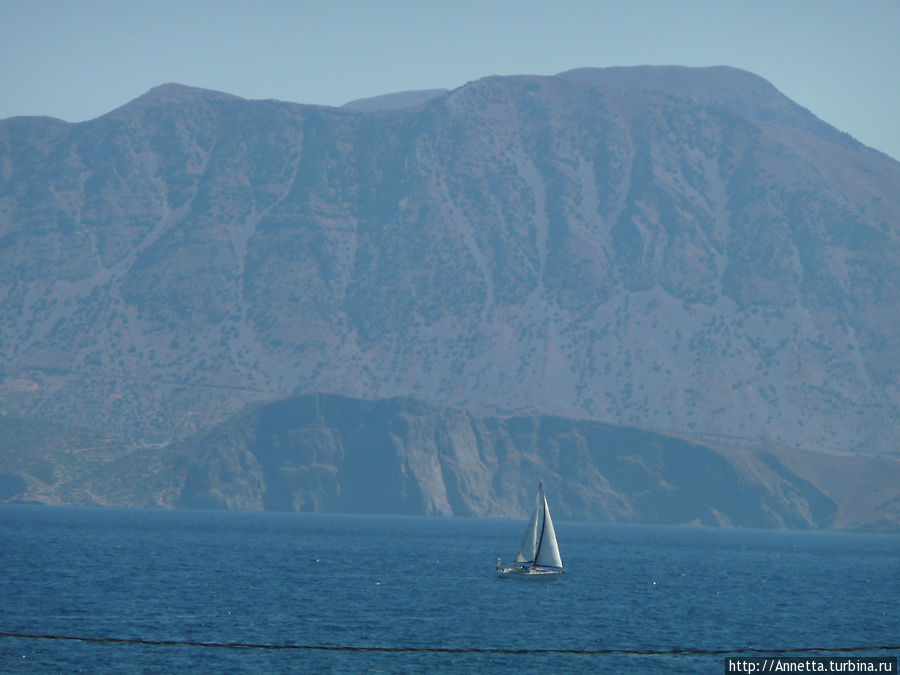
[177,393,852,529]
[1,66,899,465]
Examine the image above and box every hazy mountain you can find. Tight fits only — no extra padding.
[1,66,899,523]
[342,88,449,111]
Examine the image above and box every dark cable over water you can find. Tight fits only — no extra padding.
[2,631,899,656]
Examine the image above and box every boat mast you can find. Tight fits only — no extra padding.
[533,483,546,569]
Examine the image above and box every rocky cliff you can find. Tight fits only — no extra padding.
[3,394,897,531]
[176,394,897,531]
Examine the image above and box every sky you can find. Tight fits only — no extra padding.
[2,0,898,161]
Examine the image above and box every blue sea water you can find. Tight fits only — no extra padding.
[0,506,897,673]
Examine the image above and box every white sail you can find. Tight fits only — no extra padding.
[534,495,563,569]
[515,486,543,563]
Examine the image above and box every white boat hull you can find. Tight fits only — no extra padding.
[496,566,564,579]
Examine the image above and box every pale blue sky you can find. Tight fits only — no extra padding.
[2,0,898,160]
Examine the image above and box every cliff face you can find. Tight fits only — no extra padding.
[176,394,891,531]
[2,67,900,476]
[4,394,898,532]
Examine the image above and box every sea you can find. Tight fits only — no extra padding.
[0,505,897,674]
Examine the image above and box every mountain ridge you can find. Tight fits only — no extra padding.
[1,66,899,516]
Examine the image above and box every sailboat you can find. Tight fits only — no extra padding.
[496,483,564,577]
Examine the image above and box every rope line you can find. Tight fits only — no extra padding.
[2,631,899,656]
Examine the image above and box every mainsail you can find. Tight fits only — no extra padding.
[515,486,543,564]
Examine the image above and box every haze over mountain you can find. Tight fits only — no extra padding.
[342,89,449,112]
[1,66,899,525]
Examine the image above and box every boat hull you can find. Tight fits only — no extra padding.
[496,566,564,579]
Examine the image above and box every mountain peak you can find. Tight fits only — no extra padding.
[557,65,785,108]
[104,83,242,119]
[556,65,860,150]
[558,64,772,90]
